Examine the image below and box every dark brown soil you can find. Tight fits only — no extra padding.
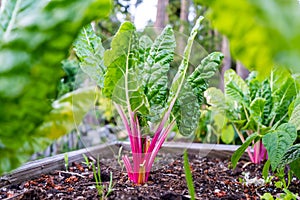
[1,153,299,200]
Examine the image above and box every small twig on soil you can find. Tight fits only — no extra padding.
[80,182,100,186]
[57,170,85,178]
[242,161,253,169]
[80,182,113,187]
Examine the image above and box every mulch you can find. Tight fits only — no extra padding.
[1,152,299,200]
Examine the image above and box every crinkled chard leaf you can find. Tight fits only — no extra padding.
[278,144,300,169]
[103,22,148,114]
[224,69,250,105]
[172,52,224,136]
[262,123,297,170]
[289,99,300,131]
[249,97,266,126]
[143,26,176,121]
[74,24,106,87]
[137,35,152,71]
[279,143,300,179]
[268,69,297,125]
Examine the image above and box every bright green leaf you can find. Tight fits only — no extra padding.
[74,24,106,87]
[231,132,259,169]
[289,104,300,130]
[221,124,234,144]
[143,26,175,121]
[224,69,249,105]
[261,192,274,200]
[249,97,266,125]
[278,144,300,169]
[183,150,196,200]
[290,158,300,180]
[103,21,137,98]
[262,123,297,170]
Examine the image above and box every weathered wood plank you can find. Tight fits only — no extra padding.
[119,142,248,159]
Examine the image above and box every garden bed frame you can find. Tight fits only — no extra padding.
[0,142,247,187]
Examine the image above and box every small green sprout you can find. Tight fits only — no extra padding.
[183,150,195,200]
[117,146,124,171]
[91,155,114,199]
[82,154,91,168]
[64,153,69,172]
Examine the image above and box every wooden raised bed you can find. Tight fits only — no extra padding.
[2,142,299,199]
[0,141,244,187]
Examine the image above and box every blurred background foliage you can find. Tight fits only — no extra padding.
[0,0,111,175]
[199,0,300,78]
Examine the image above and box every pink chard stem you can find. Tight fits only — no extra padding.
[145,120,176,181]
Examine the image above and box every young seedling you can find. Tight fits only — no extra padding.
[91,156,114,199]
[64,153,69,172]
[116,146,124,171]
[74,16,223,184]
[82,153,91,168]
[183,150,196,200]
[91,159,103,197]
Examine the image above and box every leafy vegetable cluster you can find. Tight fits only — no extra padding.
[205,68,300,178]
[0,0,111,175]
[75,17,223,184]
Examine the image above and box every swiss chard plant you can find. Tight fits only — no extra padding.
[205,68,300,176]
[74,17,224,184]
[0,0,111,175]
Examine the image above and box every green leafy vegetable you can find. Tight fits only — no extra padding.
[262,160,271,181]
[204,87,231,114]
[34,87,96,140]
[143,26,175,121]
[74,24,106,87]
[205,69,299,167]
[290,159,300,179]
[0,0,111,175]
[103,22,138,98]
[289,100,300,130]
[220,124,235,144]
[249,98,266,126]
[262,123,297,170]
[75,17,224,184]
[279,144,300,167]
[173,52,223,136]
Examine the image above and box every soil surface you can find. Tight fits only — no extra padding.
[1,152,299,200]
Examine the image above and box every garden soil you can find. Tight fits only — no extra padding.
[1,153,299,200]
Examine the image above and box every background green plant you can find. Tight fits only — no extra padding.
[0,0,111,175]
[195,109,235,144]
[205,68,300,172]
